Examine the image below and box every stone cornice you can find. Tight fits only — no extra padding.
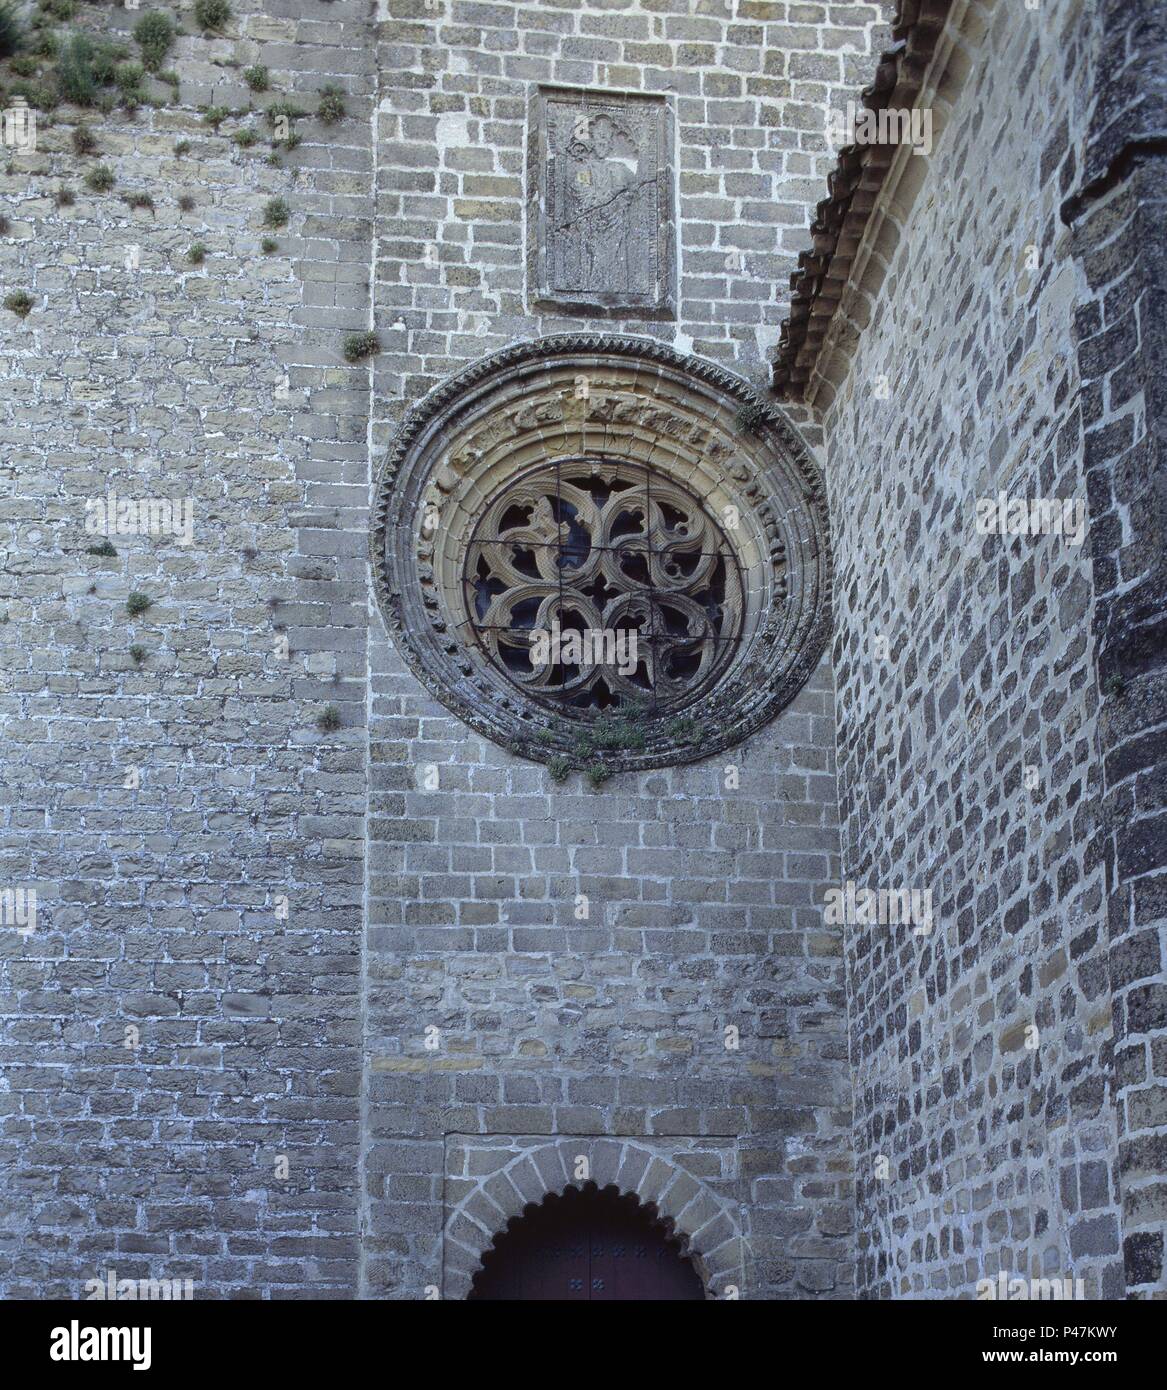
[771,0,964,406]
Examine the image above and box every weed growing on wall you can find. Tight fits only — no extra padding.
[342,331,379,363]
[262,196,289,228]
[83,163,113,191]
[0,1,24,59]
[132,11,173,73]
[3,289,34,317]
[317,84,345,125]
[192,0,230,33]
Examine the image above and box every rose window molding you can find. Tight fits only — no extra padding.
[372,335,831,772]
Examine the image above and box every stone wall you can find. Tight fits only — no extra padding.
[1063,0,1167,1301]
[0,0,375,1299]
[821,0,1127,1298]
[441,1134,747,1297]
[1,0,897,1300]
[362,0,892,1299]
[6,0,1153,1306]
[364,641,850,1298]
[369,0,892,394]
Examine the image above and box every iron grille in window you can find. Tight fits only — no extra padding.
[462,458,744,712]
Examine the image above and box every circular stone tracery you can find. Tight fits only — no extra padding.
[464,458,744,711]
[372,334,831,771]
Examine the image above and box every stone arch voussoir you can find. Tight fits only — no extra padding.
[443,1138,745,1300]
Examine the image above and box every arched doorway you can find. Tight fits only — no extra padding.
[468,1183,705,1301]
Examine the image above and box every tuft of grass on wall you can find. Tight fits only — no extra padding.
[317,83,345,125]
[264,100,305,128]
[71,123,98,155]
[40,32,135,110]
[7,79,56,111]
[262,196,289,228]
[88,38,127,88]
[343,331,380,363]
[132,11,174,72]
[316,705,342,733]
[56,32,98,105]
[84,164,115,192]
[0,0,25,59]
[193,0,231,32]
[114,65,148,110]
[4,290,35,318]
[664,716,704,743]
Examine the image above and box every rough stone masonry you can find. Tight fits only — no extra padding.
[0,0,1162,1302]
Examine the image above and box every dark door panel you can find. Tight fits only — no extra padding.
[469,1183,705,1301]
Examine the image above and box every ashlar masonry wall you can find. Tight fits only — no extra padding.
[0,0,897,1301]
[0,0,375,1300]
[362,0,892,1299]
[821,0,1126,1298]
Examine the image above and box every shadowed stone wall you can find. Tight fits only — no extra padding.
[820,0,1127,1299]
[1063,0,1167,1301]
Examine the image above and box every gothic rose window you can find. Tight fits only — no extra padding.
[373,336,831,772]
[463,459,744,713]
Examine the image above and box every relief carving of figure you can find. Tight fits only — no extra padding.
[558,112,643,293]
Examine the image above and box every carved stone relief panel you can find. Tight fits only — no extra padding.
[527,87,675,318]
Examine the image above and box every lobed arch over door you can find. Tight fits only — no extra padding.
[442,1137,746,1300]
[469,1183,705,1301]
